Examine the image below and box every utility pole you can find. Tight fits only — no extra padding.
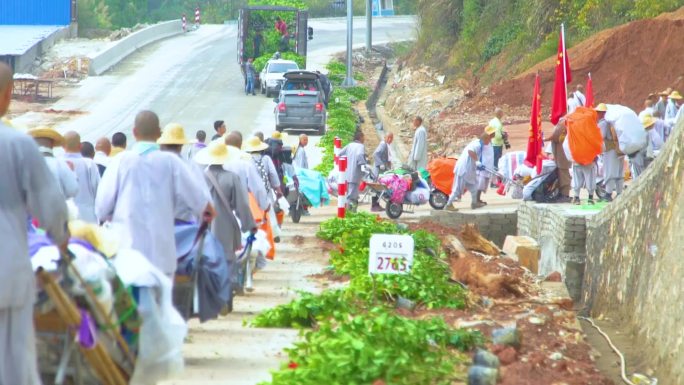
[365,0,372,53]
[342,0,356,87]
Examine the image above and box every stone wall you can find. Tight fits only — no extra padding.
[517,202,599,301]
[583,121,684,384]
[429,208,517,248]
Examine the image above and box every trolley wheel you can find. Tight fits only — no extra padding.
[429,190,448,210]
[385,202,403,219]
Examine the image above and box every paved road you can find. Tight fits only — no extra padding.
[43,16,414,168]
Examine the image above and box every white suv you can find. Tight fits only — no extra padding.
[260,59,299,97]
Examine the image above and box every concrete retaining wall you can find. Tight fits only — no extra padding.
[517,202,599,301]
[583,120,684,384]
[88,20,182,76]
[429,208,517,248]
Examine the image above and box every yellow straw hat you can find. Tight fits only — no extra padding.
[641,114,657,129]
[28,126,64,146]
[194,140,239,165]
[242,136,269,152]
[594,103,608,112]
[1,117,13,128]
[157,122,189,145]
[271,131,290,143]
[69,220,120,258]
[669,91,683,100]
[484,125,496,135]
[659,87,673,96]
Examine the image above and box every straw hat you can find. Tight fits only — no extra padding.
[669,91,683,100]
[195,140,240,165]
[641,114,657,129]
[157,123,189,145]
[659,88,673,96]
[27,126,64,146]
[242,136,269,152]
[484,125,496,135]
[594,103,608,112]
[271,131,290,143]
[1,117,13,128]
[69,220,120,258]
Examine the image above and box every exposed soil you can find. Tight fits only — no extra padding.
[482,11,684,112]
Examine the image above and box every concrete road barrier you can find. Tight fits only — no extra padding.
[88,20,182,76]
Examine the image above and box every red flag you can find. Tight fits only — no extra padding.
[585,73,594,108]
[525,73,543,174]
[551,25,572,125]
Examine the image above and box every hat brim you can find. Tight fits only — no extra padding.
[28,128,64,146]
[243,142,269,152]
[157,138,189,145]
[643,120,656,128]
[194,146,241,165]
[670,95,683,100]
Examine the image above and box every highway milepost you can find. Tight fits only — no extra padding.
[369,234,415,275]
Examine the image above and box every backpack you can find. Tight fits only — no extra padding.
[532,170,560,203]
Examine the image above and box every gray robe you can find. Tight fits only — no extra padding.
[599,118,624,194]
[339,141,368,201]
[0,123,69,385]
[372,141,391,177]
[408,125,428,170]
[224,158,270,211]
[204,166,256,286]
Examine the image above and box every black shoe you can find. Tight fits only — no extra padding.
[600,196,613,202]
[571,197,580,205]
[587,198,595,205]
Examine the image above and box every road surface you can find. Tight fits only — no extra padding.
[26,16,415,169]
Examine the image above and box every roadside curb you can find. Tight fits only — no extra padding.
[88,20,183,76]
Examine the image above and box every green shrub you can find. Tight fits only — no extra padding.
[261,308,481,385]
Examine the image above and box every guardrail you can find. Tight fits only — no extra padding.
[88,20,183,76]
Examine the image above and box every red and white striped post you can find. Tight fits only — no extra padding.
[194,7,201,26]
[338,156,347,218]
[181,14,187,32]
[333,136,342,172]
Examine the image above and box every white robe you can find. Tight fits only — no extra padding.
[448,139,481,202]
[62,152,101,223]
[477,143,494,191]
[408,125,428,170]
[43,152,79,199]
[175,157,212,223]
[339,141,368,201]
[293,145,309,169]
[0,123,68,385]
[95,143,209,276]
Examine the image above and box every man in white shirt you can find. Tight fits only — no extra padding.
[446,129,495,211]
[62,131,101,223]
[96,111,215,277]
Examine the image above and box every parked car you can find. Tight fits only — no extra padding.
[260,59,299,97]
[274,71,327,135]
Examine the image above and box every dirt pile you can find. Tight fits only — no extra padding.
[484,13,684,111]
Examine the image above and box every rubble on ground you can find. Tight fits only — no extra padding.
[401,221,614,384]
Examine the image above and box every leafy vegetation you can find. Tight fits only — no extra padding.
[79,0,416,32]
[254,213,480,385]
[261,308,479,385]
[414,0,684,82]
[312,60,370,176]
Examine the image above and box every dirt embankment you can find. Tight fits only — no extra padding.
[483,13,684,112]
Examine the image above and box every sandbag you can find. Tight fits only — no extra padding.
[248,193,275,260]
[565,107,603,166]
[605,104,647,155]
[426,158,457,195]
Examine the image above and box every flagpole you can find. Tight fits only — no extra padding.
[561,23,568,114]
